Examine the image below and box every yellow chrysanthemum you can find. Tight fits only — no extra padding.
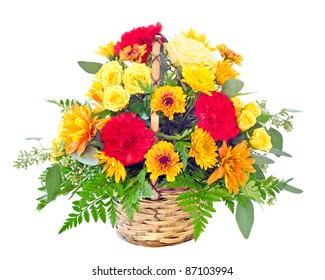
[216,43,243,65]
[207,141,256,194]
[86,80,105,112]
[94,152,126,183]
[181,65,217,96]
[119,44,147,63]
[96,41,115,58]
[189,128,218,170]
[182,28,216,51]
[151,86,186,120]
[59,104,98,155]
[215,60,240,86]
[144,141,183,182]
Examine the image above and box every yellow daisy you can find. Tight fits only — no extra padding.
[96,41,115,58]
[215,60,240,86]
[216,43,243,65]
[181,65,216,95]
[86,80,105,112]
[59,104,98,155]
[189,128,218,170]
[182,28,216,51]
[144,141,183,182]
[94,152,127,183]
[151,86,186,120]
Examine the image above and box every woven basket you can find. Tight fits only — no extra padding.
[116,188,194,247]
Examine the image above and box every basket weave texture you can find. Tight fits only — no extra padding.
[116,189,194,247]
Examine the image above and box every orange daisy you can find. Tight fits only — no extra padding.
[119,44,147,63]
[207,140,255,194]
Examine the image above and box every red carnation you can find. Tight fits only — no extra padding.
[114,22,163,63]
[101,113,155,166]
[194,91,239,142]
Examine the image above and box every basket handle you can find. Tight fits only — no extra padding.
[150,35,163,200]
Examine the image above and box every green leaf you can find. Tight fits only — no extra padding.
[46,164,62,202]
[285,108,303,113]
[222,79,244,97]
[283,184,303,194]
[251,154,274,165]
[128,95,145,115]
[236,199,254,239]
[269,147,292,157]
[253,165,265,180]
[269,127,283,150]
[71,146,99,166]
[25,137,42,141]
[78,61,103,74]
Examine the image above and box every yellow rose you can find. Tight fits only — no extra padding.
[95,61,123,89]
[123,63,151,94]
[231,96,244,117]
[164,34,217,69]
[250,127,272,152]
[244,102,261,117]
[237,110,256,131]
[103,85,130,112]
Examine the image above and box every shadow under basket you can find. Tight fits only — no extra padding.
[116,189,194,247]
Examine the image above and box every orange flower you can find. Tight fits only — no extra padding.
[119,44,147,62]
[215,60,240,86]
[207,141,255,194]
[217,43,243,65]
[60,104,98,155]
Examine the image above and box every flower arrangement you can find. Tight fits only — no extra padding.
[14,22,302,242]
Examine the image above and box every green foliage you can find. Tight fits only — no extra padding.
[222,79,244,97]
[46,98,78,113]
[78,61,103,74]
[236,198,254,239]
[13,147,50,169]
[174,141,190,171]
[46,164,62,202]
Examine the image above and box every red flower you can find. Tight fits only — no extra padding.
[101,113,155,166]
[195,91,239,141]
[114,22,163,63]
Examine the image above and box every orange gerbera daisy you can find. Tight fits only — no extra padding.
[119,44,147,63]
[216,43,243,65]
[60,103,98,155]
[207,140,255,194]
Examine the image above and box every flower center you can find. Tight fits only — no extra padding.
[164,97,174,105]
[159,155,170,165]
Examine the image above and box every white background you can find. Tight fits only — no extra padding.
[1,0,323,279]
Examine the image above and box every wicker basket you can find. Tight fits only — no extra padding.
[116,188,194,247]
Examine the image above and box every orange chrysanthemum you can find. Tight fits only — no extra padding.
[216,43,243,65]
[151,86,186,120]
[119,44,147,63]
[215,60,240,86]
[60,104,98,155]
[86,80,105,112]
[94,151,126,183]
[144,141,183,182]
[207,140,256,194]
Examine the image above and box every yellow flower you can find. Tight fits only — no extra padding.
[249,127,272,152]
[189,128,218,170]
[96,41,115,58]
[151,85,186,120]
[237,110,256,131]
[181,28,216,51]
[231,96,244,117]
[164,34,217,69]
[60,104,98,155]
[50,129,65,161]
[144,141,183,182]
[103,85,130,112]
[181,65,216,95]
[119,44,147,63]
[94,152,126,183]
[95,61,123,89]
[86,80,105,112]
[207,141,256,194]
[244,102,261,118]
[216,43,243,65]
[123,63,151,94]
[216,60,240,86]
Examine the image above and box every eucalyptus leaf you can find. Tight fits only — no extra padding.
[71,146,99,166]
[269,147,292,157]
[222,78,244,97]
[78,61,103,74]
[285,108,303,113]
[269,127,283,150]
[236,199,254,239]
[46,164,62,202]
[25,137,42,141]
[283,184,303,194]
[251,154,274,165]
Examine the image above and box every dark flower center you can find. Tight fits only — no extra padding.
[164,97,174,105]
[159,155,170,165]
